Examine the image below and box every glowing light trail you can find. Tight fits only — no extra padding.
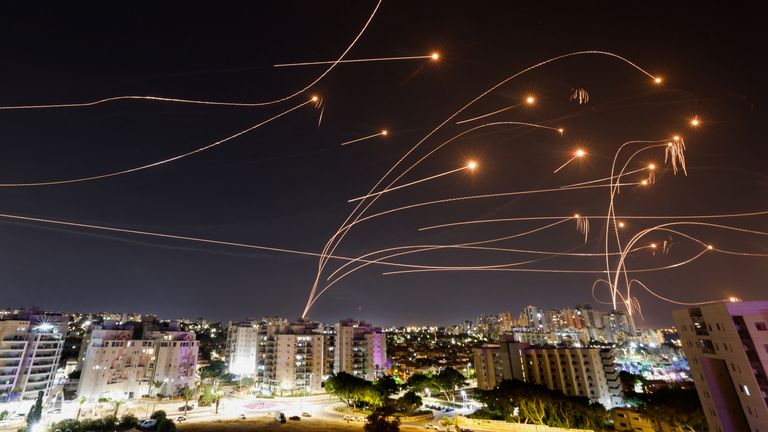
[0,1,382,110]
[418,209,768,231]
[0,99,315,187]
[304,51,662,317]
[340,130,388,146]
[347,163,475,202]
[274,54,437,67]
[455,103,524,124]
[553,149,587,173]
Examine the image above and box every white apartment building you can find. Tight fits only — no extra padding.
[226,321,258,377]
[334,319,387,381]
[77,324,197,401]
[673,301,768,432]
[473,342,623,408]
[0,311,66,401]
[274,331,325,394]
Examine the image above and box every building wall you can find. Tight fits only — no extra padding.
[472,342,623,408]
[226,322,258,377]
[334,320,387,381]
[673,302,768,432]
[0,317,65,401]
[77,330,197,401]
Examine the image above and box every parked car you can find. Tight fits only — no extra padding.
[425,424,437,430]
[301,412,311,417]
[138,418,158,429]
[274,411,286,423]
[289,415,301,421]
[178,404,194,412]
[238,414,246,420]
[176,416,186,422]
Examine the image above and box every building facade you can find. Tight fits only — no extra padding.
[0,310,66,401]
[334,319,387,381]
[77,323,197,401]
[673,301,768,432]
[226,320,259,376]
[473,342,623,408]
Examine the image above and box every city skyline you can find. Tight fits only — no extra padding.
[0,2,765,328]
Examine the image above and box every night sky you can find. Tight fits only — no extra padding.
[0,2,765,327]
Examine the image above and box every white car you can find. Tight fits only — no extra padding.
[138,418,158,429]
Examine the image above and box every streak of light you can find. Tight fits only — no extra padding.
[455,103,523,124]
[274,54,435,67]
[347,164,473,202]
[0,99,314,187]
[0,211,484,269]
[630,279,730,306]
[0,1,382,110]
[310,219,575,309]
[304,50,661,317]
[553,149,587,173]
[340,130,388,146]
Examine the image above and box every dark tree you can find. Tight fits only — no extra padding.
[365,406,400,432]
[431,367,467,402]
[395,390,422,414]
[374,375,400,398]
[25,391,43,429]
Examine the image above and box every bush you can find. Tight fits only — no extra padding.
[157,418,177,432]
[97,397,110,403]
[52,419,82,432]
[101,415,117,429]
[151,410,167,421]
[0,410,8,421]
[467,408,503,420]
[119,413,138,429]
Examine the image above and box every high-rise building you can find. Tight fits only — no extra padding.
[334,319,387,381]
[672,301,768,432]
[76,322,197,401]
[274,321,326,394]
[254,317,289,392]
[0,310,66,401]
[523,305,547,331]
[473,342,623,408]
[226,320,259,377]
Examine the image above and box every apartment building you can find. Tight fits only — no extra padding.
[334,319,387,381]
[226,320,259,376]
[0,310,66,401]
[473,342,623,408]
[76,322,197,401]
[673,301,768,432]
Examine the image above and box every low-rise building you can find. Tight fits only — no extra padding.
[473,342,623,408]
[76,322,197,401]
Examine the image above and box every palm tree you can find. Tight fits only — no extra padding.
[113,399,124,417]
[151,380,164,414]
[179,387,194,417]
[76,396,86,421]
[213,387,224,415]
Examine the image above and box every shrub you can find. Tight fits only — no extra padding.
[119,413,138,429]
[151,410,167,421]
[157,418,177,432]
